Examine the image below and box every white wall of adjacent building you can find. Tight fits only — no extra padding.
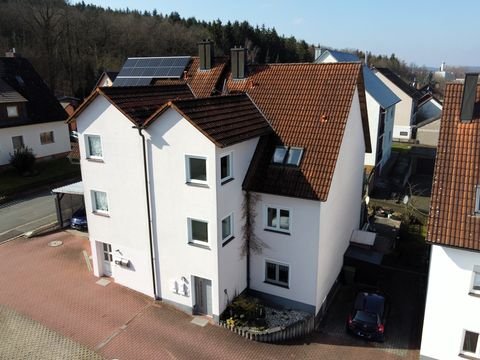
[316,87,365,313]
[75,96,154,297]
[0,121,70,165]
[421,245,480,360]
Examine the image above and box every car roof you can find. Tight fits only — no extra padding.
[354,292,385,314]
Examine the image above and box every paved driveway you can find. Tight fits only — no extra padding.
[0,232,420,360]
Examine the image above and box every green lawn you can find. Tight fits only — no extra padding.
[0,157,80,198]
[391,142,412,153]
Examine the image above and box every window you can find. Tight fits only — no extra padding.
[272,146,303,166]
[461,330,480,358]
[265,260,289,287]
[40,131,55,145]
[220,153,233,183]
[188,218,208,244]
[265,206,290,233]
[103,243,113,262]
[186,156,207,184]
[91,190,109,215]
[399,131,409,136]
[7,105,18,118]
[221,214,233,242]
[475,186,480,215]
[85,135,103,159]
[471,266,480,295]
[11,136,24,151]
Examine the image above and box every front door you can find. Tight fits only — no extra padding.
[102,242,113,276]
[194,276,212,316]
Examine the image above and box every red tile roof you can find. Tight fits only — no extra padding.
[227,62,370,201]
[145,94,272,147]
[427,84,480,250]
[69,84,194,126]
[153,57,228,98]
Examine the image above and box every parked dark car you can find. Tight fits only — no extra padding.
[70,207,87,231]
[346,291,387,342]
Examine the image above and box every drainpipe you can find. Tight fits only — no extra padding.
[133,126,158,300]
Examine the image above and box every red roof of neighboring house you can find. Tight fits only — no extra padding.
[145,94,272,147]
[226,62,370,201]
[427,83,480,250]
[154,57,228,98]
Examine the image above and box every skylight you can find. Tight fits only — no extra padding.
[272,146,304,166]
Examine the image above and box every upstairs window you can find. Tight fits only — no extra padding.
[220,153,233,183]
[40,131,55,145]
[221,214,234,243]
[272,146,303,166]
[188,218,209,245]
[265,206,290,233]
[186,156,207,184]
[7,105,18,118]
[461,330,480,358]
[91,190,109,215]
[85,135,103,159]
[475,186,480,215]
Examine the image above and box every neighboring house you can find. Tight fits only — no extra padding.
[373,67,427,140]
[315,49,400,174]
[433,62,455,82]
[0,52,70,166]
[70,45,370,323]
[93,71,118,89]
[415,96,443,147]
[420,75,480,360]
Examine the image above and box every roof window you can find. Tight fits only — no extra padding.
[272,146,304,166]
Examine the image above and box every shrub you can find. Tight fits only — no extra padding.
[9,146,36,175]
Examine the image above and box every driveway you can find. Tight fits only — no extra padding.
[0,232,420,360]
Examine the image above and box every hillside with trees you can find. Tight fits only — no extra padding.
[0,0,427,99]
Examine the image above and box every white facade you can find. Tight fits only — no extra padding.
[374,71,415,140]
[250,87,365,315]
[0,121,70,165]
[421,245,480,360]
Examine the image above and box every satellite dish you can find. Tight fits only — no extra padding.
[402,195,409,205]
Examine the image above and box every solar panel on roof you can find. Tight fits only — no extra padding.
[113,56,191,87]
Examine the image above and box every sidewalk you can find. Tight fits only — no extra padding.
[0,232,420,360]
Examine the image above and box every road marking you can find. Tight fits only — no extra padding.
[0,214,57,237]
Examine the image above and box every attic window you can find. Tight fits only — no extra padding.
[6,105,18,118]
[272,146,304,166]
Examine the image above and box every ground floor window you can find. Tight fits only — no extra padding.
[188,218,208,245]
[12,135,24,150]
[265,260,289,288]
[461,330,480,358]
[40,131,55,145]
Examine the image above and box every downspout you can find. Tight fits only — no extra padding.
[134,126,158,299]
[245,191,251,290]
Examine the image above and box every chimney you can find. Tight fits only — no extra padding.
[231,47,246,80]
[5,48,17,57]
[314,46,322,61]
[198,40,214,70]
[460,73,479,122]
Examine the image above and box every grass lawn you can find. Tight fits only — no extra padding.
[0,157,80,198]
[392,142,412,153]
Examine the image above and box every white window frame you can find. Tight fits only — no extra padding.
[460,329,480,358]
[6,105,18,118]
[188,218,209,245]
[221,213,234,243]
[265,259,290,288]
[91,190,109,216]
[272,146,304,166]
[40,131,55,145]
[475,185,480,215]
[471,266,480,295]
[264,205,291,233]
[185,155,207,185]
[11,135,24,151]
[220,152,233,183]
[85,134,103,160]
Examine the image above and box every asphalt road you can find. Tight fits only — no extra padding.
[0,192,58,243]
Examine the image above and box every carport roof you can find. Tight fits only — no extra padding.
[52,181,84,196]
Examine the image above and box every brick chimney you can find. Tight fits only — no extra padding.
[460,73,479,122]
[198,40,214,70]
[231,47,246,80]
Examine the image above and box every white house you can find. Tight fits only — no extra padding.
[415,96,442,147]
[71,50,371,322]
[420,75,480,360]
[373,67,426,141]
[315,49,400,173]
[0,53,70,166]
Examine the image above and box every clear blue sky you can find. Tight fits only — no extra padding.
[85,0,479,67]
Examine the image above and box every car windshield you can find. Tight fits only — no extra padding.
[353,310,378,324]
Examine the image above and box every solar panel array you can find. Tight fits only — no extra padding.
[113,56,191,87]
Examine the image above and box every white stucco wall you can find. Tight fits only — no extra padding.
[0,121,70,165]
[76,96,153,296]
[250,193,321,309]
[421,245,480,360]
[374,71,414,140]
[316,87,365,312]
[364,92,380,167]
